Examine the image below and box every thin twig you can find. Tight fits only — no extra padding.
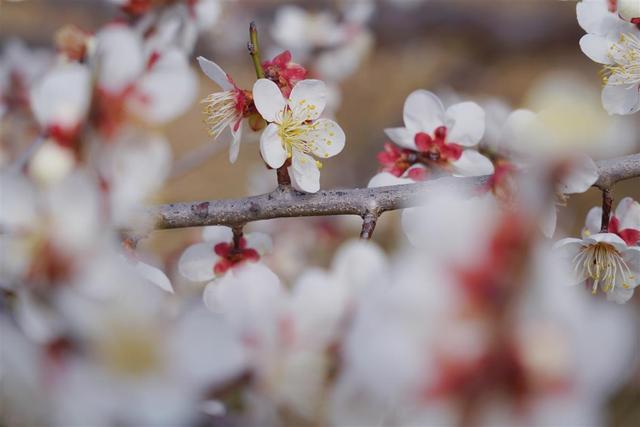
[231,224,244,251]
[145,153,640,231]
[247,21,265,79]
[360,212,378,240]
[600,188,613,233]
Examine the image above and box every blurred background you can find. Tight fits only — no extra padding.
[1,1,639,425]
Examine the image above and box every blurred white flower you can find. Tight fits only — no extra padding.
[29,62,91,143]
[93,25,197,133]
[91,127,172,227]
[0,38,52,117]
[52,278,245,427]
[253,78,346,193]
[500,73,637,157]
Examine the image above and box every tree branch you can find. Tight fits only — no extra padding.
[146,154,640,231]
[593,153,640,190]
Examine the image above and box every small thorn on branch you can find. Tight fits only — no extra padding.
[360,212,378,240]
[600,188,613,233]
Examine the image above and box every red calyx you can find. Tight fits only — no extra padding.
[47,123,81,148]
[213,238,260,275]
[376,142,416,177]
[414,127,463,163]
[262,51,308,98]
[608,216,640,246]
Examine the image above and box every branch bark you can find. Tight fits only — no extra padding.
[146,154,640,231]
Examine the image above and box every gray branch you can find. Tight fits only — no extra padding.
[147,153,640,231]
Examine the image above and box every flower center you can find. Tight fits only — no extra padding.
[572,242,635,294]
[277,108,324,168]
[202,90,242,138]
[602,32,640,86]
[414,127,463,164]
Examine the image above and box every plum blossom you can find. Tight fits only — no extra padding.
[253,78,346,193]
[197,56,252,163]
[369,90,494,188]
[554,197,640,303]
[92,25,197,135]
[29,62,91,145]
[178,226,272,308]
[51,276,245,426]
[0,39,52,118]
[577,0,640,114]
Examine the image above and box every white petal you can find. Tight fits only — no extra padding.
[202,226,233,243]
[367,172,414,188]
[586,232,628,251]
[30,63,91,129]
[450,150,494,177]
[104,130,171,226]
[576,0,624,35]
[259,123,288,168]
[622,247,640,281]
[308,119,345,159]
[203,279,224,313]
[178,242,218,282]
[134,49,198,124]
[619,0,640,22]
[446,102,485,147]
[383,127,416,149]
[245,232,273,255]
[615,197,640,230]
[606,286,635,304]
[288,79,327,121]
[95,25,144,92]
[559,155,599,194]
[253,78,286,123]
[290,151,320,193]
[197,56,233,90]
[540,204,558,238]
[46,172,100,252]
[134,261,173,293]
[584,206,603,237]
[553,238,588,282]
[195,0,222,28]
[229,125,242,164]
[579,34,615,65]
[403,89,445,133]
[602,83,640,115]
[0,173,37,231]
